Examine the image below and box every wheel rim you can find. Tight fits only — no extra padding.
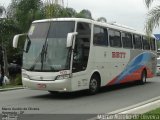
[142,72,146,83]
[90,79,98,92]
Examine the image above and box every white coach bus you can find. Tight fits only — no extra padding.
[13,18,157,94]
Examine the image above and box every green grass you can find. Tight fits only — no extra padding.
[0,84,22,89]
[146,108,160,114]
[0,74,23,90]
[132,108,160,120]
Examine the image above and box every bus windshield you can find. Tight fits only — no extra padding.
[23,21,75,72]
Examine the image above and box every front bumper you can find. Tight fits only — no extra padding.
[156,67,160,76]
[22,78,72,92]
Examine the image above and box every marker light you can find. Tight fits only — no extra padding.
[55,74,70,80]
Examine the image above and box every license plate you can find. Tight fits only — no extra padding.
[37,84,46,89]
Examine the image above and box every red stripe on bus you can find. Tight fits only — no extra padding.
[106,66,154,85]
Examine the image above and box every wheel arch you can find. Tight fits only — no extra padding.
[142,68,147,77]
[90,70,101,86]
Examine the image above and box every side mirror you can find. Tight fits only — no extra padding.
[66,32,78,47]
[13,35,20,48]
[13,34,26,48]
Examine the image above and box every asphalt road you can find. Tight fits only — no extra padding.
[0,77,160,120]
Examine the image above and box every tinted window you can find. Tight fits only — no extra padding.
[133,34,142,49]
[48,21,75,38]
[142,37,150,50]
[150,38,156,50]
[73,22,91,73]
[93,26,108,46]
[122,32,133,48]
[28,22,50,39]
[23,22,75,71]
[109,29,121,47]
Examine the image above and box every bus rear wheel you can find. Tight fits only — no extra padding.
[140,70,147,84]
[88,75,100,95]
[48,91,59,95]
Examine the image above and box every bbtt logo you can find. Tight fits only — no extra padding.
[112,52,126,58]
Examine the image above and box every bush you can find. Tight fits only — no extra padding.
[14,74,22,85]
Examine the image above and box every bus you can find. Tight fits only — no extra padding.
[157,48,160,57]
[13,18,157,94]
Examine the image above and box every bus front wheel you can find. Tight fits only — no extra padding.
[88,75,100,95]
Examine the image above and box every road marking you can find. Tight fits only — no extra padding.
[109,96,160,114]
[119,100,160,114]
[88,96,160,120]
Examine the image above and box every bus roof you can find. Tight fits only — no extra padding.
[33,18,154,37]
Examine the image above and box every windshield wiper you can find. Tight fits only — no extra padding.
[25,35,31,53]
[44,43,48,61]
[29,42,48,71]
[41,42,48,70]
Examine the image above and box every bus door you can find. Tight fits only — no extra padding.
[72,22,91,90]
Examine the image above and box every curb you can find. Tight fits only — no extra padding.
[0,87,24,92]
[119,100,160,114]
[109,96,160,114]
[88,96,160,120]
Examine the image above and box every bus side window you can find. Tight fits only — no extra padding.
[150,38,156,51]
[142,36,150,50]
[108,29,121,47]
[133,34,142,49]
[122,32,133,48]
[93,25,108,46]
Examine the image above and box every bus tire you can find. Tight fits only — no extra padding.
[88,74,100,95]
[48,91,58,95]
[140,70,147,84]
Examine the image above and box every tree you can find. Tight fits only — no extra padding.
[7,0,18,19]
[76,9,92,19]
[8,0,43,32]
[4,0,44,65]
[0,19,21,63]
[43,3,65,18]
[145,0,160,35]
[0,6,6,18]
[64,8,77,17]
[97,17,107,23]
[43,1,77,18]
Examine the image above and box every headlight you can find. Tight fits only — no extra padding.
[55,74,70,80]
